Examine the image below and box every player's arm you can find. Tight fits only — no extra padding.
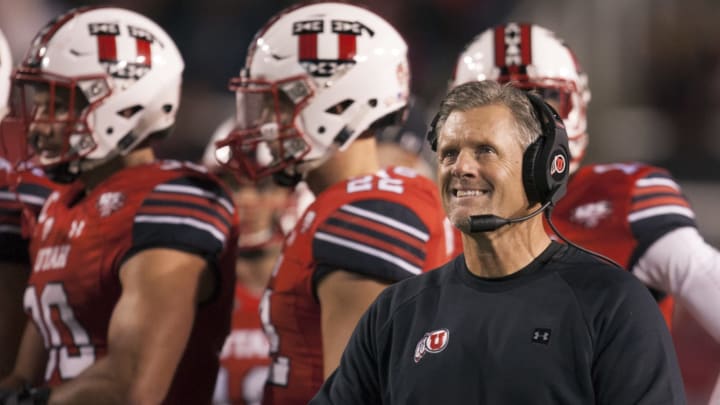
[311,198,430,378]
[632,227,720,405]
[317,271,389,378]
[0,175,56,379]
[49,175,235,404]
[624,169,720,337]
[310,295,383,405]
[0,320,48,391]
[633,227,720,341]
[0,261,31,378]
[46,248,211,404]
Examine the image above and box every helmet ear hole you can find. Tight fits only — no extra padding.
[325,99,354,115]
[117,105,144,118]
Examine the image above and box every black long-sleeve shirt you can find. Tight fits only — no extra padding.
[310,242,686,404]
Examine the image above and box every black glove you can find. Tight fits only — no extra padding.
[0,386,50,405]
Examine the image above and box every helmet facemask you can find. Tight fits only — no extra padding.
[8,71,113,170]
[215,73,315,182]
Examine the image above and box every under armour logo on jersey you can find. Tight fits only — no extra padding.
[414,329,449,363]
[97,192,126,217]
[68,220,85,239]
[532,328,552,345]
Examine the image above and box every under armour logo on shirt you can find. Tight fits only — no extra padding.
[532,328,551,344]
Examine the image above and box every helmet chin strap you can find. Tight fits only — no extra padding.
[43,162,79,184]
[273,143,340,188]
[41,142,123,184]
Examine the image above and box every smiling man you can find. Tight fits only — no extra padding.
[309,80,686,405]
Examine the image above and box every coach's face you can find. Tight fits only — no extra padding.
[436,104,528,233]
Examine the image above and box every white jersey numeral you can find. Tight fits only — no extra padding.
[24,283,96,380]
[347,174,406,195]
[259,254,291,386]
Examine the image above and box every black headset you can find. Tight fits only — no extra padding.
[426,91,570,206]
[426,89,624,269]
[522,92,570,205]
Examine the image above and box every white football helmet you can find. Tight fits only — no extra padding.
[7,6,184,172]
[453,23,591,172]
[216,2,410,185]
[202,114,313,252]
[202,115,236,174]
[0,28,11,119]
[0,29,13,167]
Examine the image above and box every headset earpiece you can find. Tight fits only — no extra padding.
[522,92,570,205]
[426,112,440,151]
[522,136,544,204]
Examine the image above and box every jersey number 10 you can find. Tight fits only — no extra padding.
[24,283,95,381]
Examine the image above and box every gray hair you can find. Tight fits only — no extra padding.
[429,80,540,151]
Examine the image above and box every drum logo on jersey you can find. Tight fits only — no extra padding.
[97,192,125,217]
[570,200,612,228]
[34,244,71,272]
[413,328,449,363]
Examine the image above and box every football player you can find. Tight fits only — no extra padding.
[453,22,720,401]
[209,2,456,403]
[0,7,237,404]
[202,118,309,405]
[0,28,60,379]
[375,97,463,259]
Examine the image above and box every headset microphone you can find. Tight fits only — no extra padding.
[468,200,553,233]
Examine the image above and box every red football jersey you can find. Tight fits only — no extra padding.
[25,161,238,405]
[214,284,271,405]
[260,167,454,405]
[548,162,696,325]
[0,166,58,261]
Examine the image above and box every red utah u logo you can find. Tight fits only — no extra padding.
[426,329,449,352]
